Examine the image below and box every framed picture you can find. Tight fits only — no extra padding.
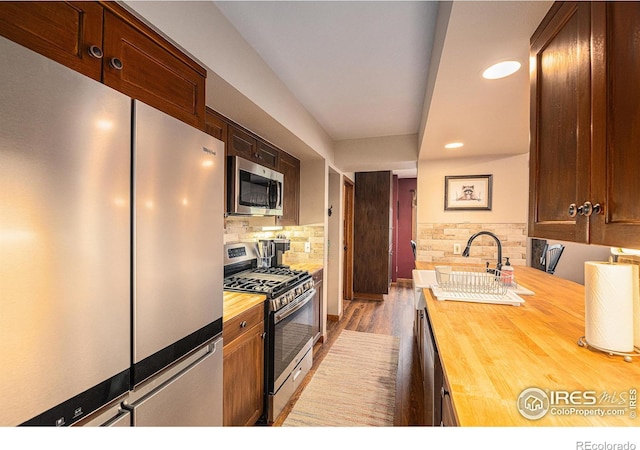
[444,174,492,211]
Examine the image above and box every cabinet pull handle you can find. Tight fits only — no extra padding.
[592,203,602,215]
[240,320,247,328]
[109,57,123,70]
[568,203,578,218]
[581,201,594,217]
[88,45,103,59]
[261,332,266,340]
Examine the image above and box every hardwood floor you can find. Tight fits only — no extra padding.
[272,280,425,426]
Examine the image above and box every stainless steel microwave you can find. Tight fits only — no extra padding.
[227,155,284,216]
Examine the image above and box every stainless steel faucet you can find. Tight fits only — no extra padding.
[462,231,503,274]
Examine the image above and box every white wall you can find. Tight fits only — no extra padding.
[417,153,529,224]
[335,134,418,173]
[531,239,612,285]
[123,1,335,163]
[327,169,343,319]
[299,159,327,226]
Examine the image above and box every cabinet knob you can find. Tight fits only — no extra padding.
[581,201,594,217]
[88,45,103,59]
[592,203,602,215]
[568,203,578,218]
[240,320,247,328]
[109,57,123,70]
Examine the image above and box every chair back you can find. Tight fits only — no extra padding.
[541,243,564,274]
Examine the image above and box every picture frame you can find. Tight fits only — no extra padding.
[444,174,492,211]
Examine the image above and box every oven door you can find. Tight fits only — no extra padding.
[228,156,284,216]
[269,288,316,393]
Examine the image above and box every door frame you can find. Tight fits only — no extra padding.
[342,176,354,301]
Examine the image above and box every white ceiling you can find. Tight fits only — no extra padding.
[214,1,438,141]
[213,0,552,167]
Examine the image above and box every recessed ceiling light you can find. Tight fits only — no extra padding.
[482,61,521,79]
[445,142,464,149]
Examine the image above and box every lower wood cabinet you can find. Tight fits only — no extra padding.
[414,304,458,426]
[222,302,265,426]
[441,375,458,426]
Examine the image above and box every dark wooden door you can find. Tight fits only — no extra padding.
[0,1,104,81]
[277,152,300,226]
[590,2,640,248]
[353,171,392,299]
[529,2,591,243]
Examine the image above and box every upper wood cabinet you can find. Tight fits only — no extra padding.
[529,2,591,243]
[227,124,279,171]
[205,107,228,142]
[101,6,206,130]
[529,2,640,248]
[0,2,104,80]
[589,2,640,248]
[0,1,206,130]
[277,151,300,226]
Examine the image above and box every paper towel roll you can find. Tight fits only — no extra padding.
[584,262,639,353]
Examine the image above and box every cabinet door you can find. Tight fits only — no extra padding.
[590,2,640,247]
[102,9,206,130]
[227,125,258,161]
[529,2,591,243]
[256,141,279,170]
[277,151,300,226]
[0,1,103,81]
[441,377,458,426]
[223,322,264,426]
[205,108,228,143]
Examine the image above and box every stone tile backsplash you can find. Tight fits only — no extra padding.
[224,217,324,265]
[416,223,527,266]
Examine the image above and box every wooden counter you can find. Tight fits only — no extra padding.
[289,262,323,274]
[223,291,266,323]
[416,262,640,426]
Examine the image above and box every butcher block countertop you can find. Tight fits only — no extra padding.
[289,262,323,274]
[223,291,266,323]
[415,262,640,426]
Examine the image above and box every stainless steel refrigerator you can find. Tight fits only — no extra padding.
[126,100,223,426]
[0,36,224,426]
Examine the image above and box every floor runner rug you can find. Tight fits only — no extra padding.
[282,330,400,426]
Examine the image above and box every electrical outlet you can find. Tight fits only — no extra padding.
[453,243,461,255]
[304,242,311,253]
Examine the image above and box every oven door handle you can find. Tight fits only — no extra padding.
[274,288,316,324]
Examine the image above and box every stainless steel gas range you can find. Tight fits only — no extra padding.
[223,242,315,423]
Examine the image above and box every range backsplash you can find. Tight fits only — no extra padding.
[224,217,324,266]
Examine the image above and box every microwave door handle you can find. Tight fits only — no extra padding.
[277,180,282,208]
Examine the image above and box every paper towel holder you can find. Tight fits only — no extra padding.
[577,336,640,363]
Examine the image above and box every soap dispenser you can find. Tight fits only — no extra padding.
[501,257,514,285]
